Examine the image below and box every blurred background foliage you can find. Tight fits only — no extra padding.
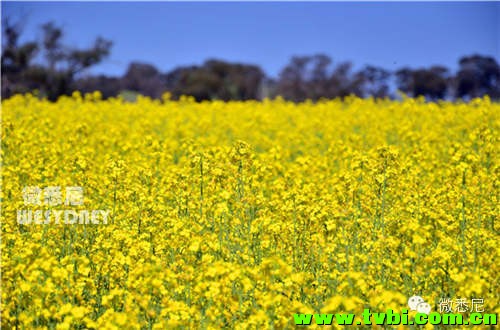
[2,19,499,102]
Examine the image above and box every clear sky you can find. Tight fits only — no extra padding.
[2,1,499,78]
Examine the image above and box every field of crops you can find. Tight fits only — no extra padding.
[1,93,499,329]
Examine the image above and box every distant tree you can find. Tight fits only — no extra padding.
[276,54,364,101]
[3,17,499,103]
[1,19,112,100]
[1,18,39,97]
[165,59,264,101]
[309,54,334,100]
[259,77,277,99]
[212,60,263,100]
[329,61,364,98]
[164,65,196,94]
[41,22,64,71]
[73,75,121,99]
[66,37,112,75]
[455,55,500,100]
[396,66,450,100]
[2,19,38,73]
[356,65,391,98]
[121,62,166,98]
[276,56,310,102]
[168,65,216,100]
[39,23,112,100]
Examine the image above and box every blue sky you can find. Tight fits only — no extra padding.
[3,1,499,78]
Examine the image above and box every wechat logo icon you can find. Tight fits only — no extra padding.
[408,295,431,314]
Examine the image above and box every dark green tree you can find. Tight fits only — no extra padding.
[1,19,112,100]
[455,55,500,100]
[396,66,450,100]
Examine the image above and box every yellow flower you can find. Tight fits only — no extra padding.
[2,94,498,329]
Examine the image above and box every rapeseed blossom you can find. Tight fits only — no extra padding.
[1,94,498,329]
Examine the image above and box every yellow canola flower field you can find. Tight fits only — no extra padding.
[1,93,499,329]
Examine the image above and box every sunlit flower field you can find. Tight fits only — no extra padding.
[1,93,499,329]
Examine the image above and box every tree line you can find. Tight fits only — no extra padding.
[2,20,499,102]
